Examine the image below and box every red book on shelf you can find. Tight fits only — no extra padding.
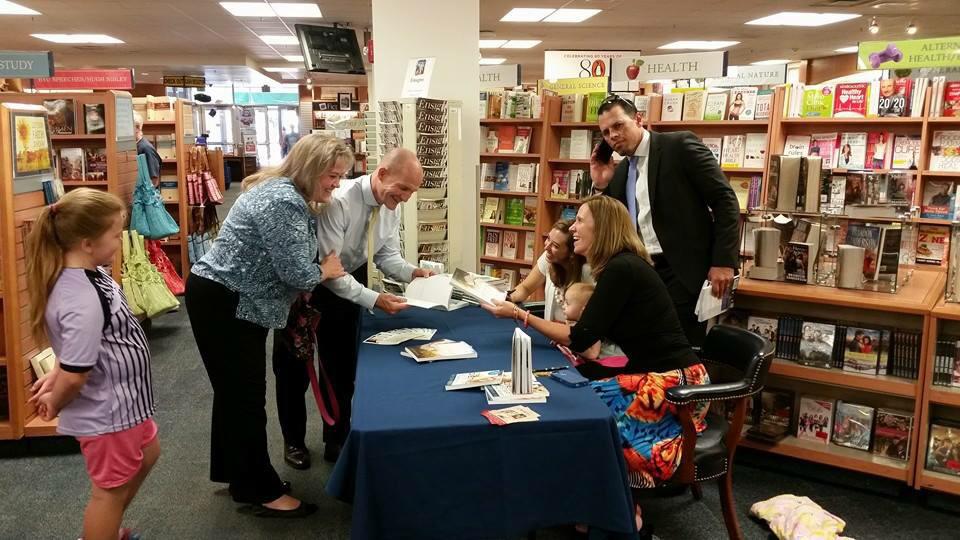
[497,125,517,152]
[833,83,870,118]
[944,82,960,117]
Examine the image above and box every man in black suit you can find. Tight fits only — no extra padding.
[589,95,739,346]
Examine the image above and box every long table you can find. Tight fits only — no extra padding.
[326,307,636,539]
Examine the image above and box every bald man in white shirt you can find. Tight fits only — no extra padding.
[273,149,431,468]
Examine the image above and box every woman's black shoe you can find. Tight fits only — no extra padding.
[238,501,318,519]
[229,481,291,503]
[284,445,311,470]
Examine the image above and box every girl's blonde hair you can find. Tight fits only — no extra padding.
[25,188,125,343]
[580,195,651,279]
[241,133,354,196]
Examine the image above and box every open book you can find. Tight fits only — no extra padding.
[402,274,470,311]
[450,268,507,306]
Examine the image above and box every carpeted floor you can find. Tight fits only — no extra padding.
[2,185,960,539]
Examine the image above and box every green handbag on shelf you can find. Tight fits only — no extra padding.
[124,230,180,318]
[121,229,148,317]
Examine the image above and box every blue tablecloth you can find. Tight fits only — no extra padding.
[326,307,636,539]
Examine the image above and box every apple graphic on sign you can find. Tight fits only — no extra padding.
[626,59,644,80]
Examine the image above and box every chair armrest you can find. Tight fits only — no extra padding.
[665,381,753,405]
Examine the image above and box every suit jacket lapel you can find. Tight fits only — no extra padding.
[647,131,662,205]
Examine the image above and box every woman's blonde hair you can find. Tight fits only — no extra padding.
[25,188,125,343]
[580,195,651,279]
[241,133,354,196]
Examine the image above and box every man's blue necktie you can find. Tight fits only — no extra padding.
[625,156,639,229]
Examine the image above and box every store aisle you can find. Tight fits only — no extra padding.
[1,185,959,538]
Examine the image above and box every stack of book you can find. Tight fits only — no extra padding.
[783,78,929,118]
[930,77,960,118]
[781,132,920,172]
[482,228,536,265]
[549,169,591,200]
[481,125,534,154]
[481,89,541,119]
[480,195,536,227]
[479,161,539,192]
[656,86,772,122]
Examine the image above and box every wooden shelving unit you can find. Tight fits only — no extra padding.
[481,223,535,232]
[480,255,534,267]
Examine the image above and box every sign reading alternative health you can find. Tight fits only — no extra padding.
[537,76,608,96]
[480,64,520,90]
[610,51,727,83]
[544,50,640,80]
[858,36,960,70]
[34,69,134,90]
[706,64,786,87]
[401,57,436,98]
[0,51,53,78]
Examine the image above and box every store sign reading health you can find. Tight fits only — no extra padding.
[610,51,727,83]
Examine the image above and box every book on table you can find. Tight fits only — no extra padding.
[484,373,550,405]
[403,339,478,362]
[445,370,503,391]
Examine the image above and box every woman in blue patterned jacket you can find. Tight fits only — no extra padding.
[186,135,350,518]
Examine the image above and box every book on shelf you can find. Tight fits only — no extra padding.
[728,87,758,120]
[891,135,921,170]
[84,147,107,181]
[746,389,794,444]
[808,133,838,170]
[560,94,584,122]
[931,337,959,387]
[703,92,728,121]
[493,162,510,191]
[783,242,813,284]
[833,83,870,118]
[550,170,569,199]
[523,233,535,262]
[865,132,893,170]
[681,90,707,121]
[84,103,106,134]
[513,126,532,153]
[480,198,502,223]
[720,135,745,169]
[661,93,683,121]
[876,227,902,282]
[783,135,810,158]
[503,198,524,225]
[43,98,75,135]
[838,132,867,170]
[403,339,477,362]
[822,174,846,215]
[746,316,778,350]
[446,370,503,391]
[633,94,652,122]
[925,421,960,477]
[730,176,751,212]
[797,396,834,445]
[484,229,502,257]
[522,197,537,226]
[479,163,495,190]
[558,137,572,159]
[941,82,960,117]
[500,268,519,287]
[877,78,912,117]
[569,129,592,160]
[768,155,802,211]
[701,137,722,163]
[802,85,835,118]
[842,327,882,373]
[872,409,913,462]
[568,169,588,198]
[917,224,949,266]
[497,126,517,152]
[832,401,875,452]
[929,130,960,171]
[59,147,85,181]
[743,133,766,169]
[798,156,823,213]
[560,205,577,221]
[844,223,882,279]
[920,180,955,219]
[584,92,605,123]
[515,163,537,192]
[798,322,835,369]
[753,89,773,120]
[487,91,503,119]
[484,130,499,153]
[501,230,519,259]
[887,171,916,206]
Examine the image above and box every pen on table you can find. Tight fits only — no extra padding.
[534,366,569,374]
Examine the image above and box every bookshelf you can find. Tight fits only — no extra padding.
[0,94,136,440]
[478,99,550,289]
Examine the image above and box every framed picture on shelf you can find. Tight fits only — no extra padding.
[84,103,107,134]
[338,93,352,111]
[11,107,54,180]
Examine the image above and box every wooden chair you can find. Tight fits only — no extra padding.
[634,324,774,540]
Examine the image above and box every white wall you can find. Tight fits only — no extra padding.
[371,0,480,271]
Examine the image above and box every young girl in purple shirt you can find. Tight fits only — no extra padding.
[26,188,159,540]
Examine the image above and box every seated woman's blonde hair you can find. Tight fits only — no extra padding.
[242,134,354,197]
[580,195,651,279]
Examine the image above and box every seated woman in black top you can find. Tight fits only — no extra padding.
[482,195,710,534]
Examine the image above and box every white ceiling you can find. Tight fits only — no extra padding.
[0,0,958,86]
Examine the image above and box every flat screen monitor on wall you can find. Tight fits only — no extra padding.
[296,24,366,75]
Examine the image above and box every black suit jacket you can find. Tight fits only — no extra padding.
[603,130,740,294]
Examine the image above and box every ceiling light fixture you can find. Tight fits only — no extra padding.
[258,34,299,45]
[835,46,859,53]
[219,2,322,18]
[479,58,507,65]
[746,12,861,27]
[906,21,917,35]
[751,59,791,66]
[502,40,542,49]
[0,0,39,15]
[31,33,124,44]
[543,8,601,23]
[479,39,507,48]
[284,55,304,62]
[658,40,740,50]
[500,8,555,22]
[869,17,880,34]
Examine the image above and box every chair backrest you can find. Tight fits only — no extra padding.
[700,324,775,395]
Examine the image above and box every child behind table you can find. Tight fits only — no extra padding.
[25,188,159,540]
[563,282,626,361]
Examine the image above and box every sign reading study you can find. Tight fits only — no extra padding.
[0,51,54,78]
